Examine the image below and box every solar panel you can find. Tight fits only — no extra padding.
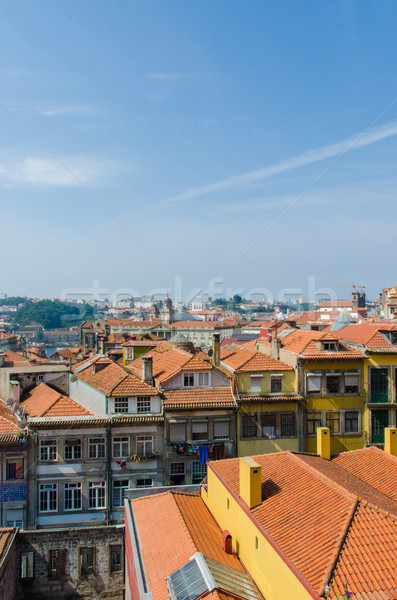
[166,553,263,600]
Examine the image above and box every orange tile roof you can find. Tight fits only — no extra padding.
[319,300,352,308]
[0,528,15,562]
[210,452,356,596]
[210,448,397,599]
[0,401,20,435]
[334,322,397,347]
[21,383,92,417]
[329,502,397,599]
[163,387,236,409]
[131,491,248,600]
[221,346,292,372]
[110,374,157,396]
[127,344,193,383]
[2,350,31,367]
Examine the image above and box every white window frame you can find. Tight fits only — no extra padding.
[137,397,151,413]
[198,372,210,387]
[64,439,82,461]
[114,397,129,413]
[113,437,130,459]
[192,460,207,483]
[250,375,263,393]
[40,440,57,461]
[39,483,57,513]
[112,479,129,507]
[88,481,106,509]
[88,438,105,459]
[136,435,154,457]
[183,372,195,387]
[170,462,185,475]
[64,482,82,511]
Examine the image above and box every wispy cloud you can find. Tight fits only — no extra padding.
[0,155,116,187]
[160,119,397,204]
[146,72,212,80]
[38,105,104,117]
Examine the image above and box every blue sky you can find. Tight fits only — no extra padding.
[1,1,397,302]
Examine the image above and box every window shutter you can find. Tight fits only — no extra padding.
[214,421,229,438]
[307,375,321,392]
[170,422,186,442]
[345,375,359,386]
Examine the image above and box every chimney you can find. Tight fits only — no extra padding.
[317,427,331,460]
[212,333,220,368]
[384,427,397,456]
[239,457,262,509]
[10,380,21,404]
[222,530,233,554]
[142,355,153,385]
[0,353,5,367]
[271,337,281,359]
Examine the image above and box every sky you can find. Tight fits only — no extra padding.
[1,1,397,303]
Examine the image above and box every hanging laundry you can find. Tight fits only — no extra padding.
[199,445,208,465]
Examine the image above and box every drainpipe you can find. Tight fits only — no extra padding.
[106,426,112,525]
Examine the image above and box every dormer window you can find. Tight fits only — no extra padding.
[183,373,194,387]
[137,397,151,413]
[198,372,209,387]
[324,342,337,351]
[114,397,129,413]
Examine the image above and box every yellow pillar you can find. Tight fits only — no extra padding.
[239,457,262,508]
[384,427,397,456]
[317,427,331,460]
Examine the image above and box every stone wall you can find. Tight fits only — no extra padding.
[0,531,17,600]
[15,525,124,599]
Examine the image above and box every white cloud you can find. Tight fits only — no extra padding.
[38,105,104,117]
[160,119,397,204]
[0,155,116,187]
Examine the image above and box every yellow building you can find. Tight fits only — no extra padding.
[257,328,366,454]
[220,344,303,455]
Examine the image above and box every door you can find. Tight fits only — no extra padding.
[370,368,389,403]
[372,410,389,444]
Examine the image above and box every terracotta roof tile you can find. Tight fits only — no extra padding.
[21,383,92,417]
[0,401,20,435]
[110,374,157,396]
[131,491,247,600]
[221,346,292,372]
[163,387,236,409]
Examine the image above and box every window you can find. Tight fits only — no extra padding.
[242,415,257,438]
[48,549,66,580]
[40,440,57,461]
[114,397,129,413]
[39,483,57,512]
[345,411,359,433]
[192,421,208,441]
[250,375,263,393]
[307,412,322,435]
[214,421,229,440]
[88,438,105,459]
[270,377,282,393]
[64,483,82,511]
[137,397,151,413]
[170,420,186,442]
[307,375,321,393]
[113,437,129,459]
[64,439,81,461]
[113,480,129,507]
[136,435,153,457]
[324,342,337,351]
[170,462,185,475]
[125,347,134,360]
[6,519,23,528]
[6,459,24,479]
[110,545,122,573]
[345,374,360,394]
[326,412,340,433]
[262,414,276,438]
[280,413,296,437]
[21,551,34,579]
[183,373,194,387]
[198,372,209,387]
[37,374,44,381]
[192,461,207,484]
[79,547,95,576]
[326,375,340,394]
[136,478,153,488]
[88,482,105,509]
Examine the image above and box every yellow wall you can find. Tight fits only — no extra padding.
[202,469,316,600]
[304,359,366,453]
[236,369,297,395]
[238,402,299,455]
